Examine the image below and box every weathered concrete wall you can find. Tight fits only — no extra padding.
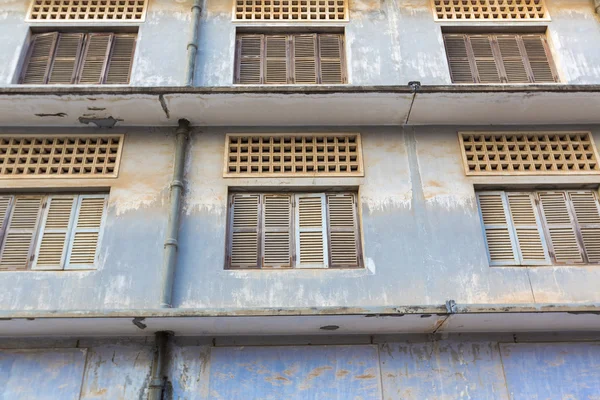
[0,0,191,86]
[195,0,600,86]
[0,126,598,311]
[2,336,599,399]
[0,127,173,310]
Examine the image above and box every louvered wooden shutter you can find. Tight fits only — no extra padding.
[104,34,136,84]
[326,194,359,267]
[32,196,77,270]
[0,196,43,270]
[229,194,260,268]
[236,35,263,84]
[469,35,501,83]
[477,192,518,265]
[444,34,475,83]
[262,195,292,268]
[496,35,529,83]
[78,33,113,84]
[265,35,288,84]
[521,34,557,83]
[568,191,600,263]
[65,195,107,269]
[538,191,584,264]
[318,34,344,84]
[21,33,58,84]
[293,34,318,84]
[295,194,328,268]
[506,192,549,265]
[47,33,84,84]
[0,196,14,243]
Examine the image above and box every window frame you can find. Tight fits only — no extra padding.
[225,191,363,270]
[19,31,137,85]
[477,189,600,267]
[0,192,109,271]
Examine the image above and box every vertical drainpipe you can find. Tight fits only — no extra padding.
[160,119,190,308]
[147,331,170,400]
[186,0,202,86]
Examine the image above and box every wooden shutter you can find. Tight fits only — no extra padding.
[318,34,344,84]
[21,32,58,84]
[32,196,77,270]
[47,33,84,84]
[0,196,14,243]
[568,191,600,263]
[236,35,263,84]
[292,34,318,84]
[65,195,107,269]
[496,35,529,83]
[262,195,292,268]
[538,191,584,264]
[469,35,501,83]
[326,193,360,267]
[229,194,260,268]
[264,35,288,84]
[477,192,517,265]
[78,33,113,84]
[295,194,328,268]
[444,34,475,83]
[506,193,549,265]
[104,34,136,84]
[0,196,43,270]
[521,34,557,83]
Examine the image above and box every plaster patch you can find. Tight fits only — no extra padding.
[361,192,412,214]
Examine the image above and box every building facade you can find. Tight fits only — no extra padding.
[0,0,599,399]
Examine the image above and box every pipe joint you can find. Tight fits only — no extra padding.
[170,180,184,189]
[164,239,178,249]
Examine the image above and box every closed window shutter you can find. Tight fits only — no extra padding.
[568,191,600,263]
[469,35,501,83]
[506,192,549,265]
[326,193,360,267]
[477,192,518,265]
[265,35,288,84]
[0,196,14,242]
[262,195,292,268]
[538,191,584,264]
[32,196,77,270]
[47,33,84,84]
[521,34,557,83]
[78,33,113,84]
[229,194,260,268]
[104,34,136,84]
[236,35,263,84]
[496,35,529,83]
[0,196,43,270]
[318,34,344,84]
[444,34,475,83]
[21,32,58,84]
[292,34,318,84]
[295,194,328,268]
[65,195,107,269]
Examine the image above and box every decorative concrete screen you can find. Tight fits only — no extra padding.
[433,0,549,21]
[0,135,124,178]
[27,0,148,21]
[224,133,363,177]
[459,132,600,175]
[477,190,600,266]
[233,0,348,21]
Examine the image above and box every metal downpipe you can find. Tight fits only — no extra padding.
[147,331,171,400]
[186,0,202,86]
[160,119,190,308]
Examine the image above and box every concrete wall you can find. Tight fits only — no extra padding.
[0,126,599,311]
[195,0,600,86]
[1,0,600,87]
[0,0,191,86]
[1,336,599,399]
